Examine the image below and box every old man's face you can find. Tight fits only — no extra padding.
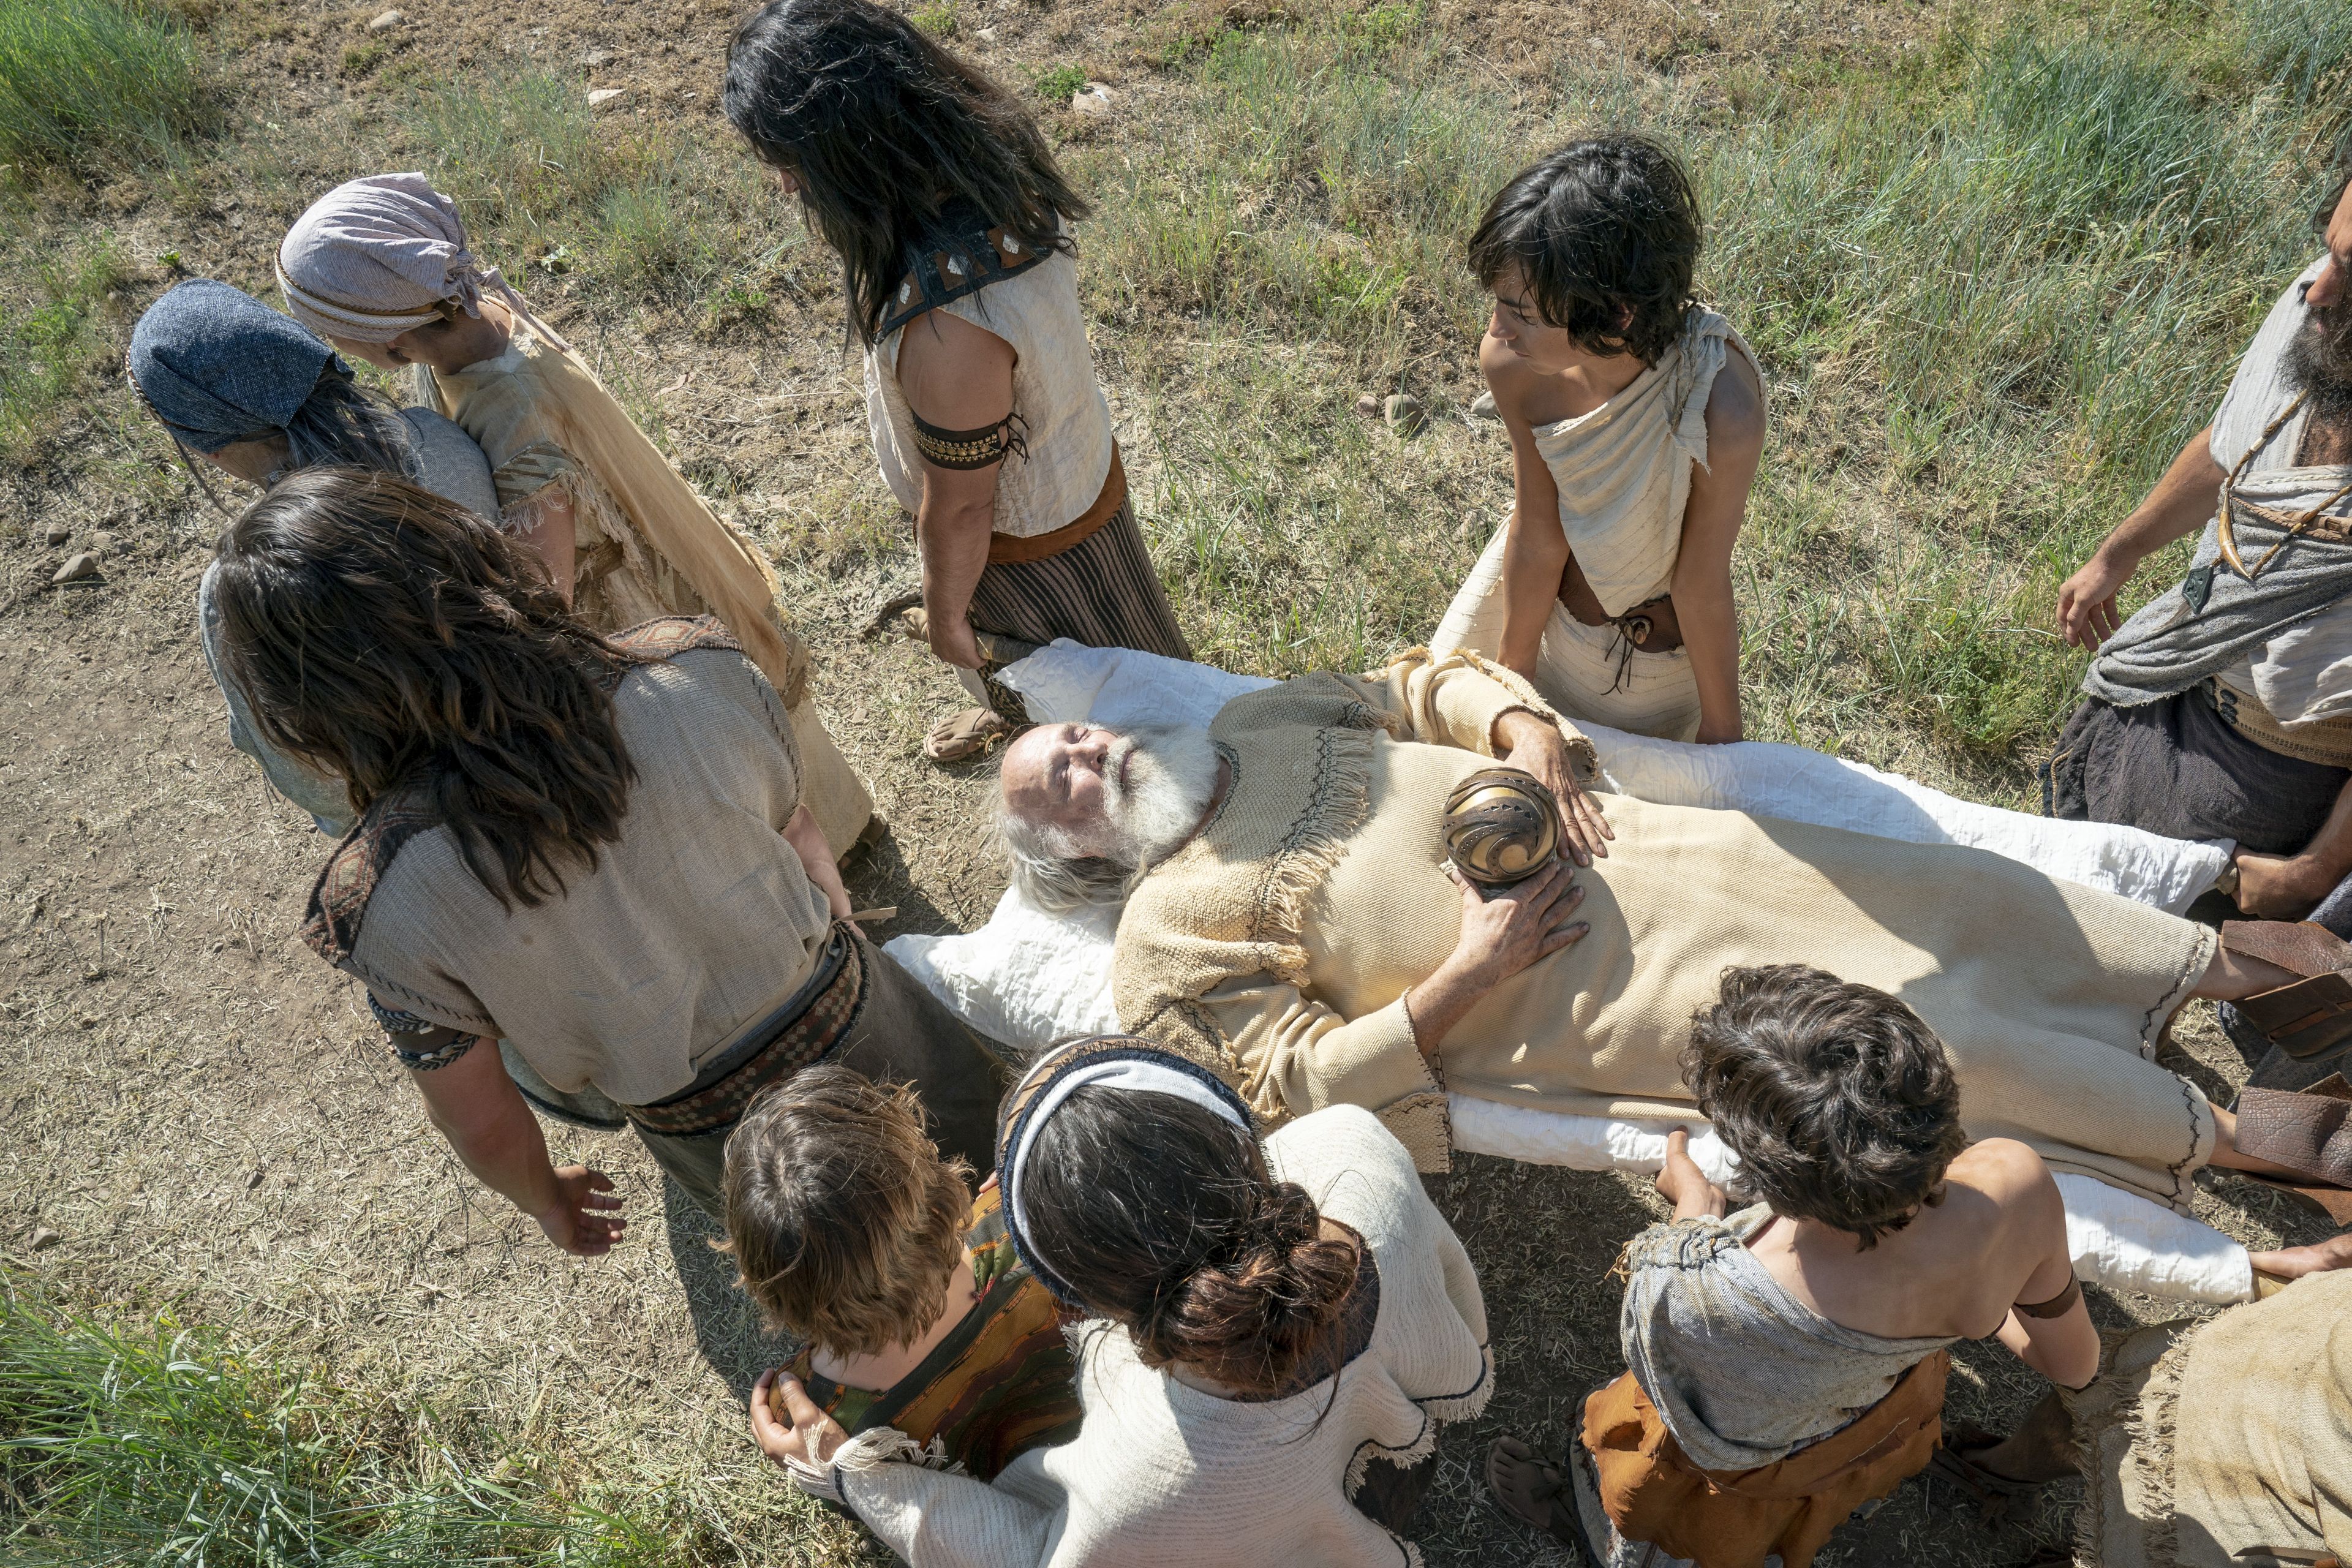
[999,722,1223,867]
[1001,723,1123,852]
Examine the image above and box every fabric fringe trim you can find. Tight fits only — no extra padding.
[802,1426,967,1506]
[2067,1327,2196,1568]
[1414,1342,1498,1426]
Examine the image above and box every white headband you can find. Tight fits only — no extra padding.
[1006,1057,1251,1251]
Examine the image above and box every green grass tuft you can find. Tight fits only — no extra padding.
[0,240,130,467]
[0,0,211,175]
[0,1281,680,1567]
[408,71,797,305]
[2237,0,2352,108]
[1031,63,1088,104]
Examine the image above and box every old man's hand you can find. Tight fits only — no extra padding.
[1493,709,1611,864]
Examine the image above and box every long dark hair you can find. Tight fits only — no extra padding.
[210,467,640,909]
[723,0,1090,347]
[1022,1087,1360,1398]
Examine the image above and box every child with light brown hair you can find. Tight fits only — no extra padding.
[728,1066,1080,1482]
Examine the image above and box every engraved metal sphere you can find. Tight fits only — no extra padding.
[1442,768,1561,886]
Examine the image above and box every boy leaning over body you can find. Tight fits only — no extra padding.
[727,1067,1082,1484]
[1488,964,2101,1568]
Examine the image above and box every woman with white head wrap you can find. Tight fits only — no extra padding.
[748,1034,1495,1567]
[274,173,876,860]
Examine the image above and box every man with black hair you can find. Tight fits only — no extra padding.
[2049,153,2352,1039]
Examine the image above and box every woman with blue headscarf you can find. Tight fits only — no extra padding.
[127,277,498,834]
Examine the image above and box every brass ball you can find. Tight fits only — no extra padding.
[1442,768,1561,886]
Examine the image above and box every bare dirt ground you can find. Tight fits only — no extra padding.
[3,1,2343,1564]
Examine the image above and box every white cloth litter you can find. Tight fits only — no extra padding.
[883,641,2253,1303]
[1446,1099,2252,1306]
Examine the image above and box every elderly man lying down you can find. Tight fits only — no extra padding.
[993,648,2352,1233]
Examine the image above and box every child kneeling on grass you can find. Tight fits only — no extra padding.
[728,1066,1081,1483]
[1487,963,2101,1568]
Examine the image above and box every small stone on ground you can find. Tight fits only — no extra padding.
[1355,391,1384,417]
[51,554,99,585]
[1384,393,1428,434]
[1073,84,1114,117]
[366,9,404,32]
[587,88,626,108]
[43,526,69,546]
[27,1226,60,1252]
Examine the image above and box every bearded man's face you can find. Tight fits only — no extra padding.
[2287,177,2352,428]
[2285,292,2352,427]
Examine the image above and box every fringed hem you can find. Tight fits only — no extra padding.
[1345,1415,1436,1496]
[794,1427,963,1506]
[1415,1342,1498,1426]
[1227,722,1380,1109]
[2067,1323,2196,1568]
[2114,1332,2189,1567]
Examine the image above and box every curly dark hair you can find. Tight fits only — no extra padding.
[723,0,1090,348]
[1021,1086,1360,1398]
[209,467,640,910]
[1466,135,1703,365]
[1679,965,1968,1249]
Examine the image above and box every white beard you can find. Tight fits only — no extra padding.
[1099,724,1220,871]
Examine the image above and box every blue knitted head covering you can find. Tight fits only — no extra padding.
[127,279,344,454]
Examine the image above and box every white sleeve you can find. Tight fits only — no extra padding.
[840,1463,1060,1568]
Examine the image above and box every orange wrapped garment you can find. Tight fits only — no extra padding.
[1580,1351,1948,1568]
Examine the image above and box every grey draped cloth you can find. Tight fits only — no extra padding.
[2081,508,2352,709]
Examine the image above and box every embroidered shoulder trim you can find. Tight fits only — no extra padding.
[301,791,444,967]
[608,614,742,666]
[878,216,1055,341]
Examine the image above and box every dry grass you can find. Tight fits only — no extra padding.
[1,0,2349,1562]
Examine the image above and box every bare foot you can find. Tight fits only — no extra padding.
[2250,1231,2352,1281]
[2233,851,2334,922]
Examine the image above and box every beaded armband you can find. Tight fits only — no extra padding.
[912,408,1029,471]
[371,993,482,1072]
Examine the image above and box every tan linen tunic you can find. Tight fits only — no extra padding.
[1114,655,2218,1208]
[334,644,834,1106]
[2071,1270,2352,1567]
[424,325,874,859]
[1433,309,1759,741]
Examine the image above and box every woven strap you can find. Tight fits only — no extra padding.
[624,927,869,1137]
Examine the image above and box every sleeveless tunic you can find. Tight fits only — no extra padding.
[1434,308,1760,741]
[863,230,1117,542]
[1619,1205,1957,1472]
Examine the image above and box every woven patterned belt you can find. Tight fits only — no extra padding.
[2201,677,2352,769]
[624,926,869,1139]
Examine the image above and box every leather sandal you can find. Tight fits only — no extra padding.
[2223,921,2352,1060]
[922,706,1013,764]
[1485,1435,1584,1551]
[1925,1423,2040,1529]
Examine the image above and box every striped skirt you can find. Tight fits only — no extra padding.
[967,500,1192,660]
